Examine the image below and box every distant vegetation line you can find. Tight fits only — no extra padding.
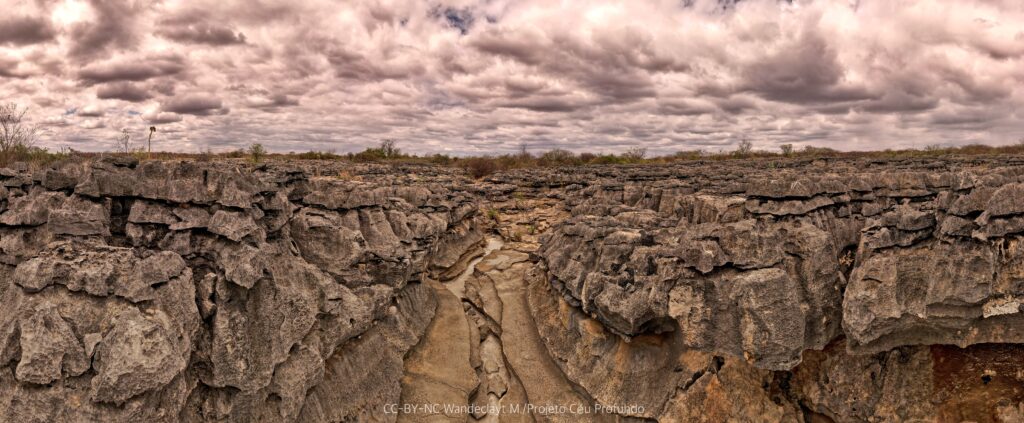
[7,139,1024,179]
[3,104,1024,178]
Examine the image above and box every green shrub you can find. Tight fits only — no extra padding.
[293,150,341,160]
[590,154,628,165]
[428,154,454,165]
[670,150,704,161]
[247,143,267,163]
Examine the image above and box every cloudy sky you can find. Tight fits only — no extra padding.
[1,0,1023,155]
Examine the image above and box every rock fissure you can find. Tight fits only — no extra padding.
[3,158,1024,422]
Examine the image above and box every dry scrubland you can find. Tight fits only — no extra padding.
[6,103,1024,174]
[3,104,1024,177]
[7,140,1024,176]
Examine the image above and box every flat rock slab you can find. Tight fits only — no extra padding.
[398,280,478,422]
[490,259,618,423]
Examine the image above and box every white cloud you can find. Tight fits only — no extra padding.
[0,0,1022,154]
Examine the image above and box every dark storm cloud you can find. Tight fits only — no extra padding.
[0,16,57,46]
[96,82,153,102]
[143,111,184,124]
[930,107,1004,126]
[247,94,300,110]
[657,99,718,116]
[859,92,940,113]
[496,96,591,112]
[78,55,187,84]
[161,94,227,116]
[714,96,759,114]
[156,22,247,45]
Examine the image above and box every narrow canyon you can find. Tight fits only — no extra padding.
[1,156,1024,422]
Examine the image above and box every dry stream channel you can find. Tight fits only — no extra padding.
[397,199,627,423]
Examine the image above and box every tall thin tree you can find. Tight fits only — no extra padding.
[148,126,156,157]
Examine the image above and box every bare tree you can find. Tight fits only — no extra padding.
[517,142,531,158]
[0,103,38,153]
[148,126,156,156]
[623,146,647,161]
[118,129,131,153]
[779,143,794,156]
[735,139,753,156]
[380,139,401,159]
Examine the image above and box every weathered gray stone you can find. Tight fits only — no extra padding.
[13,241,188,302]
[0,160,485,423]
[15,304,89,385]
[48,195,110,236]
[207,210,260,242]
[0,190,66,226]
[2,157,1024,423]
[985,183,1024,217]
[90,308,190,404]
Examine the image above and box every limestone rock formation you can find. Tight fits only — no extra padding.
[2,156,1024,422]
[524,158,1024,422]
[538,160,1024,366]
[0,159,481,422]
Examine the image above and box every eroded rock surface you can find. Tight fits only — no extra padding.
[0,159,480,422]
[4,156,1024,422]
[538,160,1024,361]
[529,157,1024,422]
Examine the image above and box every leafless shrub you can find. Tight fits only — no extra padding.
[516,142,532,160]
[462,157,499,179]
[0,103,37,154]
[622,146,647,161]
[196,148,214,162]
[380,139,401,158]
[734,139,753,156]
[780,143,794,156]
[117,129,131,153]
[671,150,704,160]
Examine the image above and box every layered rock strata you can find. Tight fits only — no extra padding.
[533,158,1024,421]
[4,157,1024,422]
[0,159,481,422]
